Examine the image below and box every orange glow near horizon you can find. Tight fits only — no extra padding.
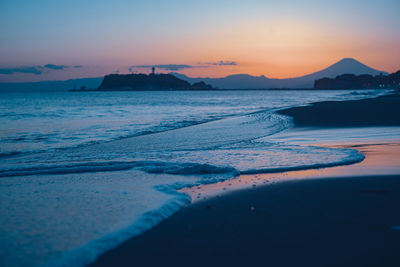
[118,18,399,79]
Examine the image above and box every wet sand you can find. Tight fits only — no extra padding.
[91,92,400,267]
[92,174,400,267]
[278,91,400,127]
[180,141,400,202]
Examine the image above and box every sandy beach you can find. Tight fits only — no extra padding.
[91,92,400,267]
[92,174,400,267]
[278,91,400,127]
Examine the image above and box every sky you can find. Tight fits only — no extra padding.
[0,0,399,82]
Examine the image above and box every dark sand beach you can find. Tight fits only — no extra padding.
[92,92,400,267]
[93,175,400,267]
[278,91,400,127]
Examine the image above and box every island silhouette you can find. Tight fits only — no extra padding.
[96,69,214,91]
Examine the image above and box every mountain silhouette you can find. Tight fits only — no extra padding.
[172,58,387,89]
[299,58,387,80]
[171,73,271,89]
[0,58,388,91]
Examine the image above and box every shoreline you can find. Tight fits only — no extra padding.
[92,173,400,267]
[91,92,400,267]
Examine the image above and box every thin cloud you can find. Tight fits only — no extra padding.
[201,60,238,66]
[128,61,237,73]
[0,64,84,75]
[43,64,68,70]
[0,66,43,75]
[132,64,193,71]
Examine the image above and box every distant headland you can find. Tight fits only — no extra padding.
[314,70,400,89]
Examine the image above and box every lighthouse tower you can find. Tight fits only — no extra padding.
[151,67,155,75]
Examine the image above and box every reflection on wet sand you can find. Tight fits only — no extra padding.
[181,141,400,203]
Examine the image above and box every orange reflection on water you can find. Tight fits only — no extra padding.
[180,141,400,203]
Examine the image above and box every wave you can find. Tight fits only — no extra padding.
[136,161,237,175]
[0,112,250,158]
[241,152,364,174]
[0,162,136,178]
[0,151,22,159]
[0,161,237,178]
[342,89,395,97]
[0,146,364,179]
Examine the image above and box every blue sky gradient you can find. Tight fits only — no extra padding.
[1,0,399,81]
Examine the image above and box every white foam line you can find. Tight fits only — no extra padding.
[44,186,191,267]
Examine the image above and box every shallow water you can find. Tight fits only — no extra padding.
[0,89,396,266]
[0,89,387,155]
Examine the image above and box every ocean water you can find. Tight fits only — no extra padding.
[0,89,394,266]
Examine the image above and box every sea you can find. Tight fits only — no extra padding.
[0,89,398,266]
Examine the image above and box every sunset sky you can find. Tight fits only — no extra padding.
[1,0,399,82]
